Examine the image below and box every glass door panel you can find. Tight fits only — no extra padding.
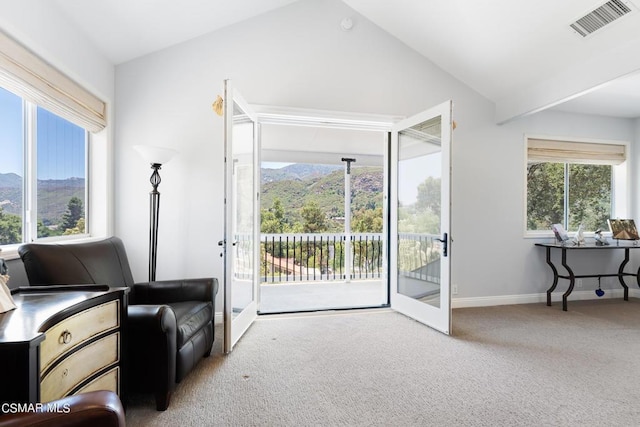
[390,101,452,334]
[223,80,259,353]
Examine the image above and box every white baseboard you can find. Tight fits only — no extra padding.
[452,287,640,309]
[215,289,640,318]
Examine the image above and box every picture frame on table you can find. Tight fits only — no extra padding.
[608,219,639,240]
[551,223,569,243]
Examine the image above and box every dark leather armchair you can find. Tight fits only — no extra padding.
[18,237,218,411]
[0,390,125,427]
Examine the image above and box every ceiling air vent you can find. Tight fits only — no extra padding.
[570,0,635,37]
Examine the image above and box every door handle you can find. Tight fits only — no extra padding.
[436,232,448,257]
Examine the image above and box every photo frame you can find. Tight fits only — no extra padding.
[551,223,569,243]
[608,219,639,240]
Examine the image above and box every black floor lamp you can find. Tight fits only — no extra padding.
[134,145,177,281]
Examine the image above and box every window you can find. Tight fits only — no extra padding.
[526,137,628,234]
[0,30,105,249]
[0,87,23,245]
[0,85,88,246]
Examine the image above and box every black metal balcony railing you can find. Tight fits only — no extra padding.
[397,233,441,284]
[261,233,384,283]
[232,233,442,285]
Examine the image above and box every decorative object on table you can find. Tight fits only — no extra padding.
[551,223,570,244]
[133,145,178,281]
[0,258,16,313]
[572,223,585,245]
[608,218,639,241]
[594,228,609,246]
[595,277,605,297]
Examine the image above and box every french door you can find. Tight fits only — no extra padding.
[389,100,453,334]
[222,80,260,353]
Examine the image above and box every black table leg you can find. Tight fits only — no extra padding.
[560,248,575,311]
[544,247,559,306]
[618,248,630,301]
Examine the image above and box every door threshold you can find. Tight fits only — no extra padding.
[257,306,392,320]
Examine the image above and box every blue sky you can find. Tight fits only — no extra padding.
[0,87,23,176]
[1,86,85,180]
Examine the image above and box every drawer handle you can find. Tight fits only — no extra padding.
[60,330,73,345]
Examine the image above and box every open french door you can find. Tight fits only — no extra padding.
[389,100,452,334]
[222,80,260,353]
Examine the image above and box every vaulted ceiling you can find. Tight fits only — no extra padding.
[50,0,640,122]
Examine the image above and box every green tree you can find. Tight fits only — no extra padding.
[527,163,564,230]
[0,208,21,245]
[353,207,383,233]
[567,164,611,231]
[527,162,611,231]
[300,200,327,233]
[38,220,54,238]
[261,198,288,233]
[416,176,441,216]
[63,218,86,235]
[60,197,84,233]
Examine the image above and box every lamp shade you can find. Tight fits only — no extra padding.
[133,145,178,165]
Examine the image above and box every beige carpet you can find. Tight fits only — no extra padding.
[125,299,640,426]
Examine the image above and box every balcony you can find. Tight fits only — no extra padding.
[232,232,441,313]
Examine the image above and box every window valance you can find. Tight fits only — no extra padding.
[527,138,626,165]
[0,30,106,132]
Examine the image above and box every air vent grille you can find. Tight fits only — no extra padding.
[570,0,633,37]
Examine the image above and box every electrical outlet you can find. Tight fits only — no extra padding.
[576,279,583,288]
[452,284,458,295]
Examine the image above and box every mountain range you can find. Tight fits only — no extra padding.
[0,173,85,225]
[261,163,383,224]
[261,164,342,184]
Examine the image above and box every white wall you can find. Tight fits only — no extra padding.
[453,110,636,306]
[0,0,116,238]
[115,0,638,310]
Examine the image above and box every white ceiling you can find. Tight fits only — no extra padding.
[50,0,640,120]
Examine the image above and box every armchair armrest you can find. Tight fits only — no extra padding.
[126,305,177,398]
[0,390,125,427]
[131,278,218,305]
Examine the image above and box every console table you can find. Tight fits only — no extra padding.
[535,243,640,311]
[0,285,127,404]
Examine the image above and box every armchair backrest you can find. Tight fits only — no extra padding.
[18,237,136,288]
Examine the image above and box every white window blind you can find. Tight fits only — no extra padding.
[527,138,626,165]
[0,30,106,133]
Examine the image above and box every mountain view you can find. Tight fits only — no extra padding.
[0,172,85,243]
[261,163,384,233]
[0,173,85,222]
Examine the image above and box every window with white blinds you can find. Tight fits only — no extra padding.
[0,30,95,247]
[526,137,629,234]
[0,30,106,133]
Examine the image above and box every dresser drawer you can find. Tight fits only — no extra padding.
[41,332,119,402]
[41,300,119,372]
[76,367,119,395]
